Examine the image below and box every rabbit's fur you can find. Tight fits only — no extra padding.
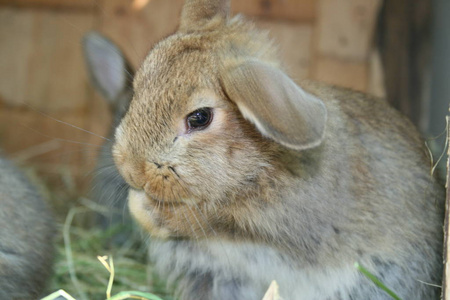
[0,154,55,299]
[82,32,133,234]
[110,0,444,299]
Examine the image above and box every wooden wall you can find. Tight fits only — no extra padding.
[0,0,383,204]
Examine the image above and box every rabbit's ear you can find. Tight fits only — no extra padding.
[221,60,327,150]
[82,31,134,107]
[179,0,230,31]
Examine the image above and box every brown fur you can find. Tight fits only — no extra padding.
[112,1,443,299]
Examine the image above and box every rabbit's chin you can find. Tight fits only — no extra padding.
[128,189,173,238]
[128,188,202,238]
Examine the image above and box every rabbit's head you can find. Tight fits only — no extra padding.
[113,0,327,239]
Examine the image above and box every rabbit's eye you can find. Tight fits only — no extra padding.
[186,107,213,131]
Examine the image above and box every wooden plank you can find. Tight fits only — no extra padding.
[312,56,368,92]
[257,20,312,80]
[444,114,450,300]
[377,0,432,127]
[0,0,316,20]
[316,0,381,61]
[367,49,386,98]
[0,8,95,112]
[231,0,316,22]
[0,0,95,10]
[98,0,313,76]
[0,93,110,194]
[98,0,184,69]
[0,8,33,108]
[0,108,104,167]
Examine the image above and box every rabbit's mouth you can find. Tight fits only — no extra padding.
[128,188,209,239]
[140,183,200,205]
[130,188,180,205]
[128,188,172,238]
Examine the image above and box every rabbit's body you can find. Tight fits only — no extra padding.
[143,82,443,300]
[0,154,55,299]
[109,1,443,299]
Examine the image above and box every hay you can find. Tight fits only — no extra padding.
[44,202,173,300]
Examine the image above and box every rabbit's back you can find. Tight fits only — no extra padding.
[0,155,55,299]
[294,81,444,298]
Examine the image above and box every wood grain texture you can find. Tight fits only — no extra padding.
[0,92,110,197]
[96,0,313,78]
[231,0,316,21]
[98,0,184,69]
[0,8,95,112]
[316,0,381,61]
[0,6,109,195]
[0,0,95,10]
[367,49,386,98]
[257,20,312,80]
[0,0,383,191]
[312,56,368,92]
[377,0,432,127]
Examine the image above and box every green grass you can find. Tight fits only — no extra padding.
[44,203,174,300]
[355,262,402,300]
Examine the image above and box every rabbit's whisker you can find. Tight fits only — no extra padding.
[173,178,221,240]
[119,196,129,225]
[186,203,208,240]
[179,204,199,241]
[22,125,106,147]
[118,186,130,209]
[106,181,129,207]
[90,164,117,178]
[12,139,62,162]
[170,201,180,236]
[182,192,217,237]
[171,180,234,265]
[23,105,111,142]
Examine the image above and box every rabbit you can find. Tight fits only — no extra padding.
[82,32,134,237]
[110,0,444,299]
[0,153,55,299]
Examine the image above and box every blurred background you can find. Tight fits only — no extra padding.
[0,0,448,215]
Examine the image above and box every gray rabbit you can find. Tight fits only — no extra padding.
[82,32,133,236]
[0,153,55,299]
[90,1,443,299]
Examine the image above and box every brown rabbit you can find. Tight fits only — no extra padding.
[0,153,55,299]
[111,1,444,299]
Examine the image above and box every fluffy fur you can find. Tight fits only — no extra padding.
[0,154,55,299]
[110,1,444,299]
[83,32,133,234]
